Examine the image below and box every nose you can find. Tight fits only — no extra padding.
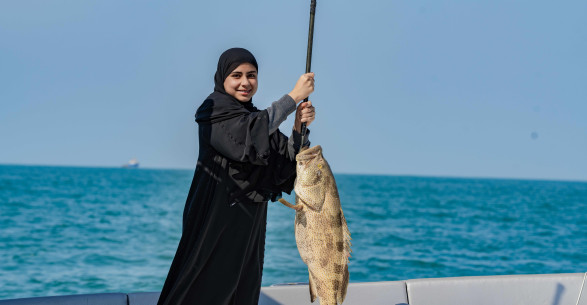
[241,77,251,88]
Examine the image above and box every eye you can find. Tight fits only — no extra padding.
[247,73,256,79]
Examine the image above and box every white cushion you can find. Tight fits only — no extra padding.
[406,273,586,305]
[259,281,408,305]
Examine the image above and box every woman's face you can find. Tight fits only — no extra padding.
[223,63,258,102]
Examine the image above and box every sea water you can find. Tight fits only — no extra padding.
[1,165,586,299]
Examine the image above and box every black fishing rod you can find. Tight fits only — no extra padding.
[300,0,316,149]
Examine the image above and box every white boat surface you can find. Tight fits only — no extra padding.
[1,273,585,305]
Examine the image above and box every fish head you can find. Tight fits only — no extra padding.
[295,145,331,210]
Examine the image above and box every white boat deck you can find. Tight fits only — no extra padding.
[1,273,585,305]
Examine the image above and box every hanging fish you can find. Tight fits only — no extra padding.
[279,145,352,305]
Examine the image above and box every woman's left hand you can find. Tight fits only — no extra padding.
[294,101,316,133]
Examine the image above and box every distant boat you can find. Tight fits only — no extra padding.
[122,158,139,168]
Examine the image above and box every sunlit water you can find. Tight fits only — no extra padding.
[1,165,586,299]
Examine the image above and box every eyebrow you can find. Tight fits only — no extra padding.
[231,71,257,74]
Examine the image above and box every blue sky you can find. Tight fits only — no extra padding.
[1,0,586,181]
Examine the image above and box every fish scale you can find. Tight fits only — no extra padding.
[279,145,352,305]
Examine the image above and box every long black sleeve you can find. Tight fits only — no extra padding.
[207,110,271,165]
[196,94,272,166]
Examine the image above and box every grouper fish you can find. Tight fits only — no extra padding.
[279,145,352,305]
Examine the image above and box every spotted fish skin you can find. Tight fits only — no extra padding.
[280,145,351,305]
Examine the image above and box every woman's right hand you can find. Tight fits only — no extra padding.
[288,72,315,103]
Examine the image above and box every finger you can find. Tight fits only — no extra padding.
[301,112,315,120]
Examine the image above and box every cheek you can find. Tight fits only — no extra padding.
[223,79,236,92]
[250,80,258,92]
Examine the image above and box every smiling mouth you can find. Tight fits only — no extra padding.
[238,89,251,95]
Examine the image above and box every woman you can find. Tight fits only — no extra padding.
[157,48,316,305]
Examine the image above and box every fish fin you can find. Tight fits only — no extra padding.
[340,208,352,262]
[308,271,317,302]
[278,198,303,211]
[297,184,326,211]
[338,208,351,304]
[338,264,350,304]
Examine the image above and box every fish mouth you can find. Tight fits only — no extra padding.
[296,145,322,161]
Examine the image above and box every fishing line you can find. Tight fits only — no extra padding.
[576,271,587,305]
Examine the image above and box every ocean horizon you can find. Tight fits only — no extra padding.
[1,164,586,300]
[2,163,586,184]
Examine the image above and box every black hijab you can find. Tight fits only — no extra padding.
[213,48,258,96]
[196,48,260,124]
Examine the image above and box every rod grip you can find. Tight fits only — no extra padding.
[300,97,309,141]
